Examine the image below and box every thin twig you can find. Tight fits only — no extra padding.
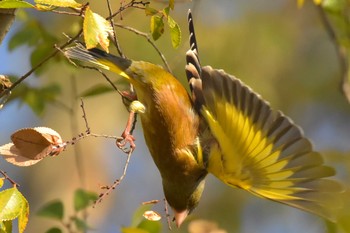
[114,23,172,73]
[106,1,150,20]
[142,200,160,205]
[0,28,83,99]
[0,170,19,187]
[50,10,81,16]
[316,5,350,103]
[106,0,125,58]
[164,198,172,230]
[78,65,123,95]
[71,77,87,189]
[93,148,133,207]
[80,98,91,134]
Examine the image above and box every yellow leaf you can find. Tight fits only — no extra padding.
[313,0,322,5]
[83,7,113,52]
[34,0,81,8]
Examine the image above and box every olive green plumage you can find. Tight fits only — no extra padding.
[64,10,343,227]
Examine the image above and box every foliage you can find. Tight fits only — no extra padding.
[36,189,97,233]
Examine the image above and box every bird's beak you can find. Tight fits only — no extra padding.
[174,209,189,227]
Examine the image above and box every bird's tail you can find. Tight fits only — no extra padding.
[64,44,132,74]
[185,10,202,83]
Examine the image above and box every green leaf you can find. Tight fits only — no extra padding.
[45,227,62,233]
[130,204,155,227]
[121,227,148,233]
[8,22,41,51]
[150,15,164,41]
[30,44,54,75]
[322,0,347,13]
[72,217,91,231]
[83,6,113,52]
[168,18,181,49]
[0,187,29,233]
[37,200,64,220]
[80,84,115,97]
[34,0,81,8]
[0,0,34,9]
[74,189,98,212]
[0,188,24,221]
[162,6,170,16]
[20,84,60,116]
[145,6,158,16]
[138,219,161,233]
[0,220,12,233]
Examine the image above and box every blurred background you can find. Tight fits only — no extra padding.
[0,0,349,232]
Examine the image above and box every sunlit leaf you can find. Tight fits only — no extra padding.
[150,15,164,41]
[0,220,12,233]
[145,6,158,16]
[34,0,81,8]
[80,84,114,97]
[0,178,4,188]
[0,188,22,221]
[74,189,98,211]
[0,187,29,233]
[37,200,64,220]
[167,16,181,49]
[83,6,113,52]
[17,194,29,233]
[0,0,34,9]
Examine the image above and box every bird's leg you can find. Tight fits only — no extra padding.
[116,100,145,152]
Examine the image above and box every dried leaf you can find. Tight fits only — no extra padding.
[142,210,161,221]
[0,127,64,166]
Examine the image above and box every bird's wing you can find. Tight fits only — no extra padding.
[200,66,343,221]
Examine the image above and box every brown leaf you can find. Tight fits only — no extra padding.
[0,127,64,166]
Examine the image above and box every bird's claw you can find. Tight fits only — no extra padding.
[116,132,136,152]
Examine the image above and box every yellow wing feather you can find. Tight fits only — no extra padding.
[201,66,343,221]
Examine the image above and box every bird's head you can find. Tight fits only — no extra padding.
[162,176,206,227]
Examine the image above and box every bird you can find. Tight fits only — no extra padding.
[64,10,343,227]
